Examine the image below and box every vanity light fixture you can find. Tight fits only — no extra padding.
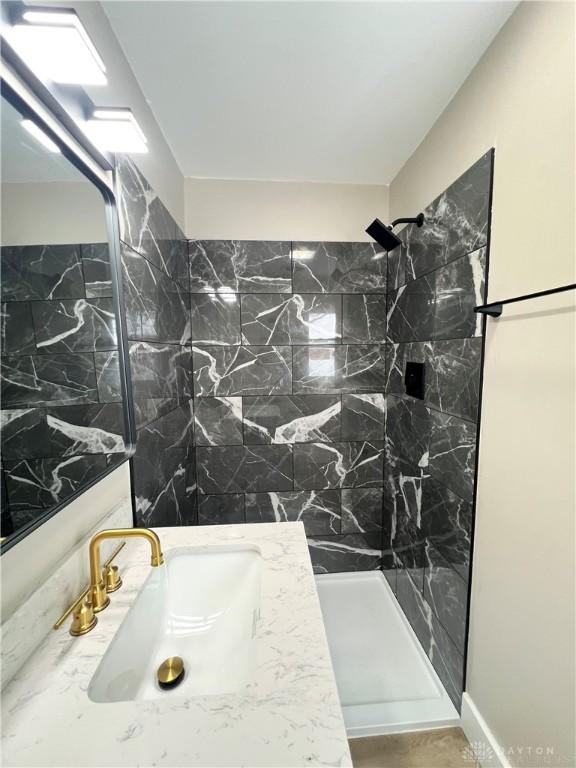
[83,108,148,153]
[21,119,60,153]
[7,8,107,85]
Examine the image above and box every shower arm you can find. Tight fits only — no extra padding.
[389,213,425,230]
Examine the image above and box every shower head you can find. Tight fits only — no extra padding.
[365,213,425,252]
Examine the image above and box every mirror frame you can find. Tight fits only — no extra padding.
[0,57,137,553]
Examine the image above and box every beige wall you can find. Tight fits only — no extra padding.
[390,2,575,764]
[185,178,388,241]
[1,181,108,245]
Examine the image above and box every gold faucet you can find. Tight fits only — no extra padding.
[90,528,164,613]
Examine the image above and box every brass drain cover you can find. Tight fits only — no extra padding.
[157,656,185,689]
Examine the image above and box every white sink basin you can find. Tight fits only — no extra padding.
[88,545,262,703]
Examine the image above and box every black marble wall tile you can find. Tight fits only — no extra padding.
[387,273,436,343]
[193,345,291,396]
[429,410,477,502]
[425,338,482,421]
[1,408,49,459]
[194,397,243,446]
[385,342,426,397]
[385,395,431,469]
[0,245,85,301]
[342,295,387,344]
[243,394,340,444]
[293,344,386,394]
[292,242,386,293]
[94,351,122,403]
[81,243,112,298]
[420,477,472,581]
[191,294,241,346]
[1,353,98,407]
[424,542,468,653]
[3,454,106,512]
[1,303,36,354]
[44,404,125,456]
[341,487,383,532]
[384,454,426,533]
[196,444,293,493]
[122,244,190,345]
[31,298,116,353]
[294,441,383,490]
[132,403,194,527]
[198,494,245,525]
[396,569,464,707]
[189,240,291,294]
[129,342,191,402]
[241,294,342,345]
[245,490,341,535]
[117,156,187,283]
[434,248,486,340]
[341,393,385,440]
[308,533,382,573]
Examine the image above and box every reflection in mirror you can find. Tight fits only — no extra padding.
[0,95,128,547]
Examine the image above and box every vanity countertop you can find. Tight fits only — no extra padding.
[1,522,351,767]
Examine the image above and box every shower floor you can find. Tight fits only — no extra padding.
[316,571,459,738]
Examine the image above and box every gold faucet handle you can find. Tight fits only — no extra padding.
[103,564,122,593]
[70,598,97,636]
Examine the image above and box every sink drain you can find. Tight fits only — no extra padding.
[157,656,185,689]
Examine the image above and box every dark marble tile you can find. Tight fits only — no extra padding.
[189,240,291,294]
[392,511,426,591]
[1,302,36,354]
[388,152,492,288]
[308,533,382,573]
[129,342,191,402]
[45,403,125,457]
[385,395,432,469]
[424,542,468,654]
[341,487,382,532]
[342,294,387,344]
[420,476,472,581]
[294,441,383,490]
[94,351,122,403]
[384,453,426,532]
[245,489,341,534]
[292,242,386,293]
[396,569,464,707]
[384,342,426,397]
[190,294,241,346]
[133,403,194,527]
[0,245,85,301]
[1,408,48,459]
[133,397,182,431]
[198,494,245,525]
[341,393,385,440]
[31,298,116,353]
[243,394,340,444]
[196,444,293,493]
[122,243,190,345]
[194,396,243,446]
[383,566,397,594]
[117,156,186,283]
[3,454,106,512]
[292,345,386,394]
[1,353,98,407]
[429,410,477,502]
[193,345,291,396]
[81,243,112,298]
[386,272,436,343]
[241,294,341,345]
[434,248,486,340]
[425,338,482,421]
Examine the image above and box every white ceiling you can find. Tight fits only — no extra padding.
[103,0,517,185]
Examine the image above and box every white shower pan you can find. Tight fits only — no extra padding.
[316,570,459,737]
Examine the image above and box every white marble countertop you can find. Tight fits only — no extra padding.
[1,522,351,768]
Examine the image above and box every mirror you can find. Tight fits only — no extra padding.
[0,93,132,549]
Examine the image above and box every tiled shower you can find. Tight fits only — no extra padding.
[116,150,493,708]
